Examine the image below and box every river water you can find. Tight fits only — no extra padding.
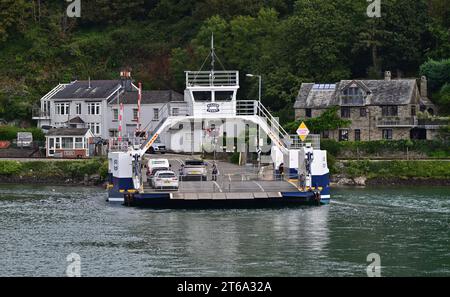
[0,185,448,277]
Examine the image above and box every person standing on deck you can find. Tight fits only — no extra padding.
[212,162,219,181]
[278,163,284,180]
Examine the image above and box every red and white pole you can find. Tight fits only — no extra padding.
[137,82,142,132]
[118,102,124,143]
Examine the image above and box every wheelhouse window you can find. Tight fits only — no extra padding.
[214,91,234,101]
[133,109,138,121]
[341,107,351,118]
[193,91,212,102]
[172,108,179,116]
[382,129,393,140]
[153,108,159,121]
[341,87,365,105]
[55,103,70,115]
[381,106,398,117]
[87,102,101,115]
[339,129,349,142]
[113,109,119,121]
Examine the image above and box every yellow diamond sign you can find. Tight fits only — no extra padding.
[296,122,310,142]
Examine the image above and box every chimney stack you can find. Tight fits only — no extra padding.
[420,76,428,98]
[384,71,391,81]
[120,69,132,91]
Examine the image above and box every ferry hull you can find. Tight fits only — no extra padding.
[122,192,329,209]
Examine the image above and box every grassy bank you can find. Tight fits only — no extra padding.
[322,140,450,159]
[0,159,108,184]
[337,160,450,180]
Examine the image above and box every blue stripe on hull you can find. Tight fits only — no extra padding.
[108,176,134,199]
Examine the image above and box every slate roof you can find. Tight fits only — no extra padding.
[118,90,185,105]
[46,128,91,136]
[294,79,417,108]
[66,116,85,124]
[52,80,121,100]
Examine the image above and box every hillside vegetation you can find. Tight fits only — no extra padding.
[0,0,449,124]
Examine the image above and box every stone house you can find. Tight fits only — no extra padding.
[294,72,439,141]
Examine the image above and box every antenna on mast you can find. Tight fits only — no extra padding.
[211,33,215,71]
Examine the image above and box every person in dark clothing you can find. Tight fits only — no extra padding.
[278,163,284,180]
[212,163,219,181]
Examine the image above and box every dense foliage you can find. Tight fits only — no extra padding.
[0,0,449,123]
[339,160,450,179]
[0,125,44,141]
[322,139,450,158]
[0,158,108,180]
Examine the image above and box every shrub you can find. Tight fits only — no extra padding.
[0,161,23,176]
[0,126,45,141]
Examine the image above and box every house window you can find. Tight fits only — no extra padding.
[88,123,101,136]
[341,87,365,105]
[109,129,118,138]
[305,109,312,118]
[55,103,70,115]
[354,129,361,141]
[411,106,416,117]
[381,106,398,116]
[339,129,349,142]
[76,103,82,115]
[153,108,159,121]
[360,108,367,117]
[55,137,61,149]
[382,129,393,140]
[87,102,101,115]
[113,109,119,121]
[133,109,138,121]
[61,137,74,149]
[74,137,84,149]
[322,130,330,139]
[172,108,179,116]
[341,107,351,118]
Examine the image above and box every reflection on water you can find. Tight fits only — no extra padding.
[0,185,448,276]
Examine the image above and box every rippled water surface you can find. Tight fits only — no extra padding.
[0,185,448,276]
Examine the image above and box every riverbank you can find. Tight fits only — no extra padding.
[331,160,450,186]
[0,159,108,186]
[0,159,449,187]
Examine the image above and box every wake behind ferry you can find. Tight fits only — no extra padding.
[106,39,330,208]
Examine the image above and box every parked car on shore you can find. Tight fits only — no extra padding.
[152,171,179,190]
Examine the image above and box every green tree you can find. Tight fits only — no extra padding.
[284,107,351,134]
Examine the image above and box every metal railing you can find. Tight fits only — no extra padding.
[186,71,239,87]
[376,117,417,127]
[289,134,321,150]
[32,107,50,119]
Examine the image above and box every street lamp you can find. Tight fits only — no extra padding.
[246,73,262,103]
[247,74,263,170]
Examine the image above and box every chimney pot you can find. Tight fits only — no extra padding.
[384,71,391,81]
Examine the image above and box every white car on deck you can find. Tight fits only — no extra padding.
[152,171,179,190]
